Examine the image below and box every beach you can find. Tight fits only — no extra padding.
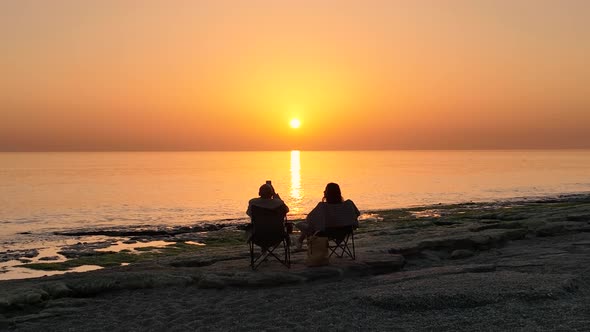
[1,194,590,331]
[4,0,590,330]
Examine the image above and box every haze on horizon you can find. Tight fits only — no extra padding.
[1,0,589,151]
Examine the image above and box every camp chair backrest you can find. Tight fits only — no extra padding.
[250,205,287,249]
[324,202,359,229]
[249,205,290,270]
[313,202,358,260]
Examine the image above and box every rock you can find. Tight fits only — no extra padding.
[296,267,344,281]
[536,225,560,236]
[364,255,406,274]
[170,259,216,268]
[461,264,496,273]
[566,214,590,222]
[469,235,491,246]
[470,221,527,232]
[1,249,41,263]
[450,249,474,259]
[389,228,528,258]
[197,274,227,289]
[388,242,423,256]
[490,212,529,221]
[238,272,306,287]
[420,250,443,262]
[38,256,61,261]
[10,312,54,323]
[24,291,46,304]
[0,298,9,312]
[57,241,116,258]
[484,228,528,244]
[170,254,244,268]
[63,272,192,296]
[535,223,574,237]
[358,271,578,311]
[22,249,39,258]
[432,220,459,226]
[40,282,73,298]
[390,229,418,235]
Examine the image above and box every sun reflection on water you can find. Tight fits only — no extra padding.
[289,150,304,214]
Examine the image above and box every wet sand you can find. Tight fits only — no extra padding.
[1,194,590,331]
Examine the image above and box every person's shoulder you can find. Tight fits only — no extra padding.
[310,201,325,211]
[248,197,262,204]
[344,199,360,214]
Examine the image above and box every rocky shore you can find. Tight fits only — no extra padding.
[1,194,590,331]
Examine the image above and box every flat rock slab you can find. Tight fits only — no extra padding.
[0,255,406,311]
[358,271,578,311]
[390,228,528,256]
[196,255,406,288]
[535,222,590,237]
[0,250,39,263]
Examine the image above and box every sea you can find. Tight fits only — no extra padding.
[1,150,590,279]
[1,150,590,245]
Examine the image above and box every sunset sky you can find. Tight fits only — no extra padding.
[1,0,589,151]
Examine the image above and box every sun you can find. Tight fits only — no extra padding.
[289,118,301,129]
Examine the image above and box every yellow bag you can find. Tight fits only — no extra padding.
[305,235,329,267]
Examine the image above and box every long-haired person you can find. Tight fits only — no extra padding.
[295,182,360,248]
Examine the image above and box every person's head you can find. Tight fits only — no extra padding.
[323,182,343,203]
[258,184,273,199]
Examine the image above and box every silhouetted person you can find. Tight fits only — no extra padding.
[245,184,289,242]
[246,183,289,217]
[295,182,360,248]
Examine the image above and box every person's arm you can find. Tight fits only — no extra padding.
[246,199,254,217]
[345,200,360,228]
[272,200,289,216]
[346,199,360,217]
[271,192,289,214]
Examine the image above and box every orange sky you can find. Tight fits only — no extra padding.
[1,0,589,151]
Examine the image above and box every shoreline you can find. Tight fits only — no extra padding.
[10,190,590,236]
[1,192,590,330]
[2,191,590,281]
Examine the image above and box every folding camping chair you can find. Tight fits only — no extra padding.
[249,205,291,270]
[319,225,356,260]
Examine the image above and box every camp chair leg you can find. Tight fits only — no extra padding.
[251,240,291,270]
[328,243,339,258]
[341,232,355,260]
[328,236,345,258]
[252,248,270,270]
[351,231,356,260]
[327,231,356,260]
[340,238,349,258]
[284,238,291,268]
[250,241,255,269]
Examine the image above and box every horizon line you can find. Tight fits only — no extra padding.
[1,148,590,153]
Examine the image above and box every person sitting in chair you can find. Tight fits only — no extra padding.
[295,182,360,249]
[245,183,289,243]
[246,183,289,217]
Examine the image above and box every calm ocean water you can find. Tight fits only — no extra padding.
[1,150,590,242]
